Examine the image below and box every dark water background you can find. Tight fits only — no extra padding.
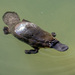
[0,0,75,75]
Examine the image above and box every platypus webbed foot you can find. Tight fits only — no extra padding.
[3,26,10,34]
[51,32,56,37]
[25,48,39,54]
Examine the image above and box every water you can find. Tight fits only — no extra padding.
[0,0,75,75]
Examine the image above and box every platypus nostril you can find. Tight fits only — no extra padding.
[62,46,66,49]
[62,46,69,51]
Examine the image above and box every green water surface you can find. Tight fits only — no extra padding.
[0,0,75,75]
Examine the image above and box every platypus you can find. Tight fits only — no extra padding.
[2,11,69,54]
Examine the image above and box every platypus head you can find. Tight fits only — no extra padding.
[50,39,69,51]
[2,11,20,26]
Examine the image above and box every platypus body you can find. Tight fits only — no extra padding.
[2,11,69,54]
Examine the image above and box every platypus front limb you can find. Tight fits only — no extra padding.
[25,47,39,54]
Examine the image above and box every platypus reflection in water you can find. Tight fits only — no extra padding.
[2,11,69,54]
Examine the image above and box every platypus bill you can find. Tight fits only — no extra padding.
[2,11,69,54]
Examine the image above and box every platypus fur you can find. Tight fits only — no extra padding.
[2,11,69,54]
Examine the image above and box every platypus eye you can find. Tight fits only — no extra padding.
[50,40,59,48]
